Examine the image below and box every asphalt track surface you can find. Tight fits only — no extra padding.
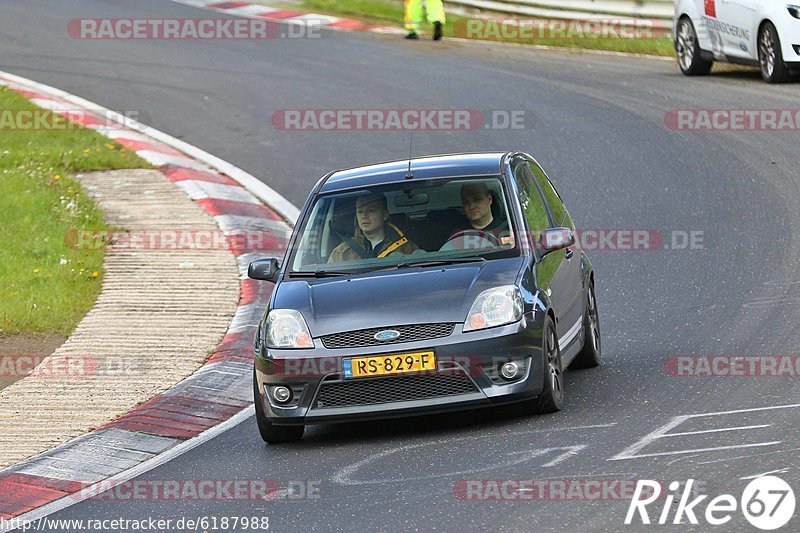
[2,0,800,531]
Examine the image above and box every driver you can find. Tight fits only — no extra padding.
[451,182,508,234]
[328,193,418,263]
[442,183,512,251]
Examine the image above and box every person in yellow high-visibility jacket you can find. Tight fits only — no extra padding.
[404,0,445,40]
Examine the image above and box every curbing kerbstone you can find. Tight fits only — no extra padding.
[0,69,293,525]
[0,169,240,470]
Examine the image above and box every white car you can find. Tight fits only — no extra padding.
[674,0,800,82]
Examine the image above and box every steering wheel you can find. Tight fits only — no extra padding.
[440,229,501,252]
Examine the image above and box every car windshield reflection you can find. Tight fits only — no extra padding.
[287,176,519,275]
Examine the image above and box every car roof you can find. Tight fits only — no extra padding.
[319,152,511,193]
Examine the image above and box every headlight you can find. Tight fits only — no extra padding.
[463,285,524,332]
[788,5,800,19]
[265,309,314,348]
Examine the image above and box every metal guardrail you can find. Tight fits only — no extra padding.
[444,0,675,26]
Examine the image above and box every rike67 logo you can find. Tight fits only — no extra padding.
[626,477,795,530]
[705,0,717,17]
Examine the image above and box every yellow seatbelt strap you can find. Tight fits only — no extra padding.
[377,223,409,258]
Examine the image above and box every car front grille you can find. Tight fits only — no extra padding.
[320,323,455,349]
[312,371,478,409]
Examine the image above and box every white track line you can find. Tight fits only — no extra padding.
[661,424,771,438]
[740,469,790,481]
[610,403,800,461]
[682,403,800,418]
[615,442,783,460]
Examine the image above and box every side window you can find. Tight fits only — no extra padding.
[292,197,332,269]
[513,160,550,240]
[529,159,573,229]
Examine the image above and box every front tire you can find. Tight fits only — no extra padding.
[570,281,601,369]
[253,370,304,443]
[676,17,712,76]
[759,22,790,84]
[521,316,564,415]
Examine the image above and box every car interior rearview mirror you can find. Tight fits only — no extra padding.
[394,192,429,207]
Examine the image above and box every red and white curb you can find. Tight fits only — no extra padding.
[174,0,404,34]
[0,70,298,527]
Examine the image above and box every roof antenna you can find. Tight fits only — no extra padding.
[405,130,414,179]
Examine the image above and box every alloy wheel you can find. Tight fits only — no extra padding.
[677,20,695,71]
[546,327,563,403]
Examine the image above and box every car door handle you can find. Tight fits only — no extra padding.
[565,248,574,260]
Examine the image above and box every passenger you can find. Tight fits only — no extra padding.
[328,193,418,263]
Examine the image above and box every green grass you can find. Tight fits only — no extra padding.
[0,86,150,336]
[294,0,676,56]
[303,0,403,25]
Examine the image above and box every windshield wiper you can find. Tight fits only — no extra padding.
[287,269,352,278]
[392,257,487,269]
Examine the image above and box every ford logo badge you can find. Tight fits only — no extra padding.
[374,330,401,342]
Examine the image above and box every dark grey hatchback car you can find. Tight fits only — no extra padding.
[249,152,601,443]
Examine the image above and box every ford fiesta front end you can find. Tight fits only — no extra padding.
[250,153,601,443]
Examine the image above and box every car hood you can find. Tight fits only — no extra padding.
[274,257,525,337]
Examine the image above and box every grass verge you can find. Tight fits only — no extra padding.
[0,85,150,337]
[295,0,676,56]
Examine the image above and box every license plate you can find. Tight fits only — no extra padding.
[343,351,436,379]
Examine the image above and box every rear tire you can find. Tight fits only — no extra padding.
[676,17,712,76]
[253,370,304,443]
[759,22,790,84]
[521,316,564,415]
[570,281,601,369]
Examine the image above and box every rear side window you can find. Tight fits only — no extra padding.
[513,160,549,240]
[528,159,573,229]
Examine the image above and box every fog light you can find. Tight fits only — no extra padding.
[272,386,292,403]
[794,45,800,56]
[500,362,520,380]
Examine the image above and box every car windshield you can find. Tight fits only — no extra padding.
[288,176,519,274]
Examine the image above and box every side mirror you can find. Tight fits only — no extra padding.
[539,227,575,255]
[248,258,280,282]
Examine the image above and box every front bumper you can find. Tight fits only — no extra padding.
[775,11,800,65]
[254,314,545,425]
